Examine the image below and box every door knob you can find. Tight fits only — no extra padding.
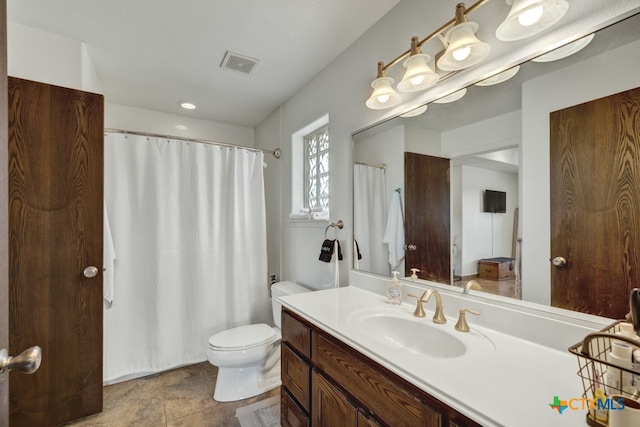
[404,244,417,251]
[0,346,42,374]
[83,266,99,278]
[551,256,567,267]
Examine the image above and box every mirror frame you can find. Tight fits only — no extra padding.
[350,7,640,324]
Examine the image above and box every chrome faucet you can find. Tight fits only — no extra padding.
[463,280,482,294]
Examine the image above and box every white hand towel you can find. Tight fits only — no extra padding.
[382,195,405,270]
[103,201,116,307]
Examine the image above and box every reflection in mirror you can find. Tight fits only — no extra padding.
[353,12,640,316]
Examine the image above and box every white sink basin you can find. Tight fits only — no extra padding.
[347,308,494,359]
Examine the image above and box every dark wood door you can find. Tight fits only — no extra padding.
[8,77,104,425]
[405,152,451,284]
[550,86,640,318]
[0,0,8,424]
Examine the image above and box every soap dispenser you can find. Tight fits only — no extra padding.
[386,271,403,304]
[410,268,420,281]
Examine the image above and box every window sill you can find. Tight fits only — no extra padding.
[288,218,330,228]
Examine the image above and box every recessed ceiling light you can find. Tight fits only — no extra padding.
[175,125,188,130]
[178,101,197,110]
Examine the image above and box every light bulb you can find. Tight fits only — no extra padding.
[376,94,390,104]
[518,5,543,26]
[410,75,425,86]
[453,46,471,61]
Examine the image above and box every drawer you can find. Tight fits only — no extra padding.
[281,388,309,427]
[282,310,311,358]
[312,332,442,427]
[282,343,310,411]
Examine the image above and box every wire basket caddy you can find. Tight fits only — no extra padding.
[568,320,640,426]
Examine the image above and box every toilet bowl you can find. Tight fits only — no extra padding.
[207,281,311,402]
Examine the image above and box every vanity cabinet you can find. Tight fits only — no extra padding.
[281,309,481,427]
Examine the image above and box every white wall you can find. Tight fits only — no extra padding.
[441,110,521,158]
[354,124,404,206]
[257,0,640,292]
[460,166,519,276]
[521,37,640,305]
[104,103,253,146]
[8,22,102,93]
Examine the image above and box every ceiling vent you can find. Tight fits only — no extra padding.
[220,51,259,74]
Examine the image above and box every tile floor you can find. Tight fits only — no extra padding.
[65,362,280,427]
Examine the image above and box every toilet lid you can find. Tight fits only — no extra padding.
[209,323,276,350]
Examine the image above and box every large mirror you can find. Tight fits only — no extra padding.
[353,11,640,319]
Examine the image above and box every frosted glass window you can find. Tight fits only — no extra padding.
[304,125,329,210]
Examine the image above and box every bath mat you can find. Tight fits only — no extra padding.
[236,396,280,427]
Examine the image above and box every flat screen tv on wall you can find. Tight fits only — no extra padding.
[484,190,506,213]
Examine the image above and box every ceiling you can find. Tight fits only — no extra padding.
[7,0,401,127]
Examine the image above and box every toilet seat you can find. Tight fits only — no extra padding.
[209,323,277,351]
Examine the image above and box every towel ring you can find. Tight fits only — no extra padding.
[324,220,344,239]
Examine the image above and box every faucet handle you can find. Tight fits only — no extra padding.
[455,308,480,332]
[407,293,426,318]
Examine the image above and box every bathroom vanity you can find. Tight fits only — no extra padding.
[279,285,601,426]
[281,308,480,426]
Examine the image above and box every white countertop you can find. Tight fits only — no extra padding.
[279,286,590,427]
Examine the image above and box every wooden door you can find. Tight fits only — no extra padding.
[8,77,104,425]
[550,86,640,318]
[0,0,8,424]
[405,152,451,284]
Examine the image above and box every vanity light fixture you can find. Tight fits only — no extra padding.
[433,88,467,104]
[495,0,569,41]
[365,0,491,110]
[436,3,491,72]
[365,62,402,109]
[531,33,594,62]
[397,37,439,92]
[179,101,197,110]
[475,65,520,86]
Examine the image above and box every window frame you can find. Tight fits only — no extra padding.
[303,124,330,211]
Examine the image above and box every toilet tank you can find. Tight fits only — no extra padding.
[271,281,311,328]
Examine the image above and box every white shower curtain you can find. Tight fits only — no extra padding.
[353,164,388,276]
[103,133,269,382]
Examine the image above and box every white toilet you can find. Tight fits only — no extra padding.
[207,281,311,402]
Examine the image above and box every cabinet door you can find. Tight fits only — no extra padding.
[357,410,382,427]
[282,388,309,427]
[282,343,310,411]
[8,77,104,425]
[312,370,358,427]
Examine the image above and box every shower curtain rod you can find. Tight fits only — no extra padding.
[354,161,386,170]
[104,128,282,159]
